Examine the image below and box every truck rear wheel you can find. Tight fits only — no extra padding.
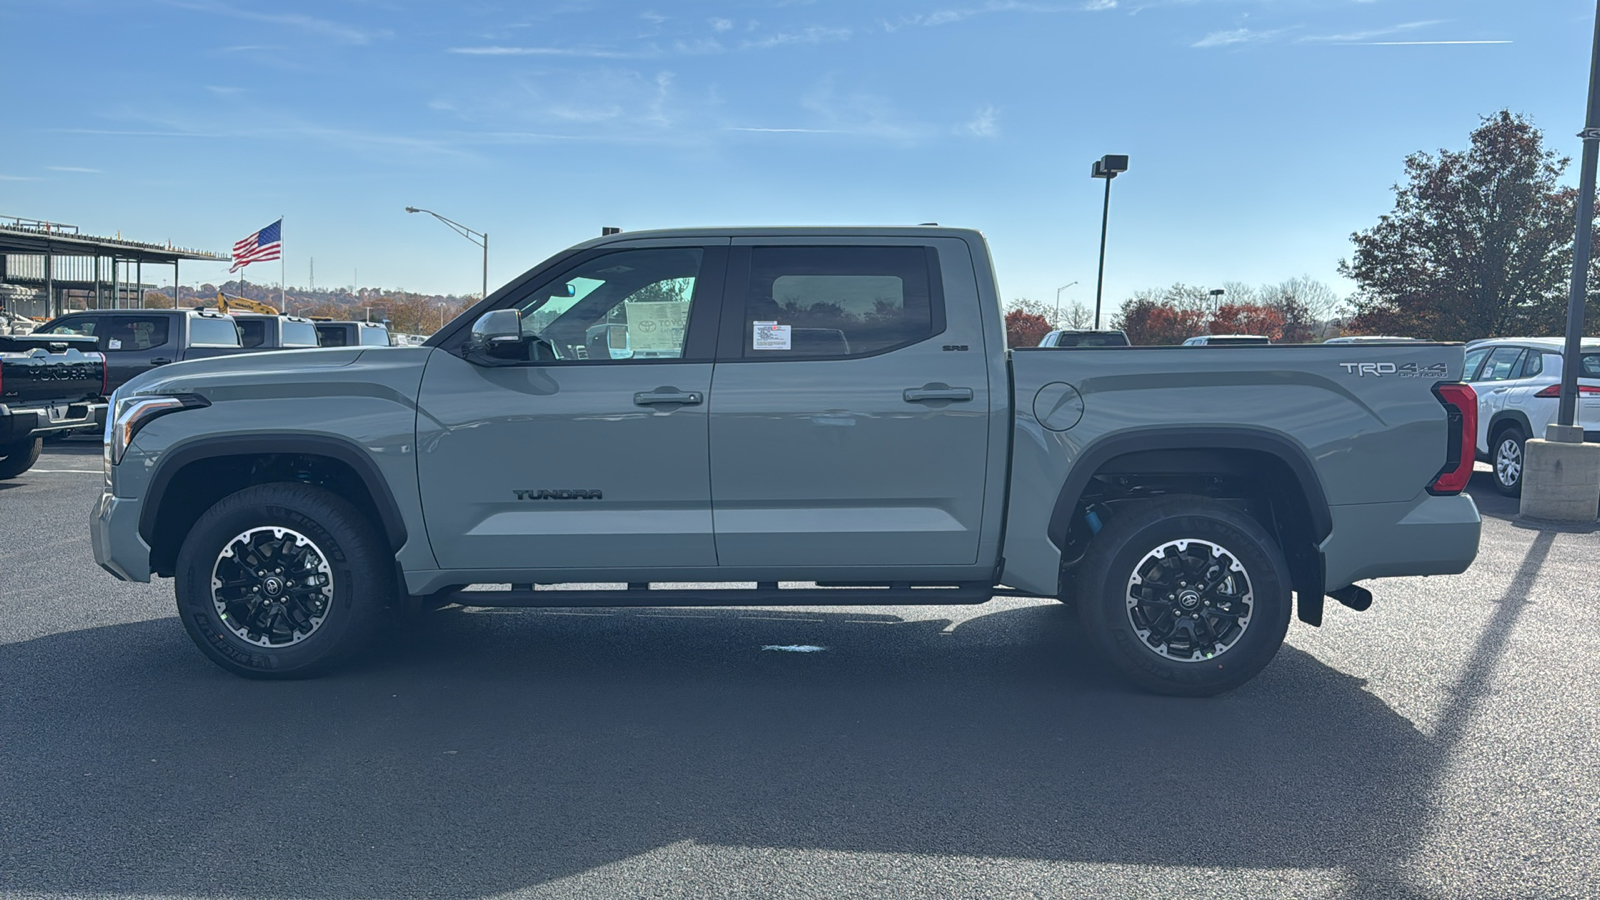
[174,482,391,678]
[0,437,43,479]
[1075,496,1292,697]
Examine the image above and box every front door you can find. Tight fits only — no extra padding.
[417,243,726,571]
[708,241,993,568]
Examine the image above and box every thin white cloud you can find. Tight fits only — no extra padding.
[725,126,845,134]
[962,105,999,137]
[1362,40,1512,46]
[1192,28,1291,49]
[1300,20,1443,43]
[448,45,638,58]
[0,175,37,181]
[165,1,382,45]
[47,166,103,173]
[1083,0,1116,10]
[710,17,733,32]
[205,85,246,95]
[742,26,851,49]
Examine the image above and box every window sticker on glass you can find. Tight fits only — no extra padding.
[108,338,122,350]
[753,321,791,350]
[624,300,687,353]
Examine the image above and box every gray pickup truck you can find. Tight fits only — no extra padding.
[92,227,1481,694]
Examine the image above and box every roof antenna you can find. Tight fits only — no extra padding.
[601,226,621,236]
[918,222,938,226]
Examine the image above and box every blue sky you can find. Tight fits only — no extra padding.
[2,0,1595,317]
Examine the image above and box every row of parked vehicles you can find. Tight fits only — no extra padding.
[0,308,393,479]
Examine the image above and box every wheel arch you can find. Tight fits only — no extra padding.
[1487,410,1533,445]
[139,434,408,578]
[1047,427,1332,624]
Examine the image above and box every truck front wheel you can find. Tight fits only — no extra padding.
[1075,496,1292,697]
[0,436,43,479]
[174,483,391,678]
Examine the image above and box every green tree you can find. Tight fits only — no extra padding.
[1340,111,1593,340]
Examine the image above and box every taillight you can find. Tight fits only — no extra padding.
[1429,383,1476,495]
[96,352,107,397]
[1533,384,1600,398]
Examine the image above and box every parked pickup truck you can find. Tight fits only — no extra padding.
[92,227,1482,695]
[1,333,107,478]
[33,308,244,394]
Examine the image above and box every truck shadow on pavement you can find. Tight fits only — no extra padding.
[2,520,1557,900]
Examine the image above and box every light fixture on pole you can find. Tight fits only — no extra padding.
[1055,281,1079,327]
[1208,288,1225,308]
[1090,154,1129,330]
[405,207,489,301]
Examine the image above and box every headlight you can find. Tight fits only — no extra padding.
[106,393,209,466]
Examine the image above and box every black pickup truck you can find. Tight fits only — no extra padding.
[0,333,107,478]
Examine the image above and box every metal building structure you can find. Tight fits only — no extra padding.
[0,216,228,321]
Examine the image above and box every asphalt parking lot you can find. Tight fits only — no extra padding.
[2,439,1597,899]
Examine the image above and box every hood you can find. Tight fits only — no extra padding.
[120,346,432,399]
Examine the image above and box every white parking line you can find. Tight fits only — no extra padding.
[26,469,102,474]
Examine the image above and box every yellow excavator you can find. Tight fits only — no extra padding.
[203,291,280,315]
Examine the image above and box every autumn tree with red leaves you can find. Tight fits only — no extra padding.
[1341,110,1599,340]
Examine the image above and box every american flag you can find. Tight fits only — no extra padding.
[230,219,282,272]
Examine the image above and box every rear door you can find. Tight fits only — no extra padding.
[97,314,176,390]
[417,241,727,570]
[707,239,992,568]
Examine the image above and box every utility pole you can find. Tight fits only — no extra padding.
[1558,0,1600,429]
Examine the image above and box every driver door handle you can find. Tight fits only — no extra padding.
[634,389,702,406]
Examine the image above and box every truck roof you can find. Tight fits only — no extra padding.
[564,225,984,253]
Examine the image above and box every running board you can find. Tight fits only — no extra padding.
[437,582,1017,608]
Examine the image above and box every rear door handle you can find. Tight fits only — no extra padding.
[634,389,703,406]
[149,358,173,366]
[904,386,973,403]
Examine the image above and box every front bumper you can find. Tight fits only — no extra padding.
[1321,492,1482,590]
[0,400,107,443]
[92,489,152,582]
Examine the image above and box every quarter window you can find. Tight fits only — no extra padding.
[1461,347,1489,381]
[281,320,319,347]
[742,246,939,358]
[189,317,241,347]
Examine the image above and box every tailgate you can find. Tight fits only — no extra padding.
[1,347,105,405]
[1008,343,1468,507]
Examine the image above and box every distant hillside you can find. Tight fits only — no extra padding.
[145,282,480,335]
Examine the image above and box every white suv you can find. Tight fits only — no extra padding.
[1463,337,1600,496]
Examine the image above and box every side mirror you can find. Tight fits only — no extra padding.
[464,309,526,365]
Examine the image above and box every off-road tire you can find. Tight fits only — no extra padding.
[0,437,43,479]
[1076,495,1292,697]
[175,482,392,678]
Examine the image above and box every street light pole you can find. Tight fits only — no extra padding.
[1055,281,1079,328]
[1090,155,1130,330]
[405,207,489,301]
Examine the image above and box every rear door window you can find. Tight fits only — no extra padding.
[738,246,941,359]
[237,319,268,348]
[359,326,390,346]
[1476,347,1524,382]
[101,316,170,352]
[316,324,348,346]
